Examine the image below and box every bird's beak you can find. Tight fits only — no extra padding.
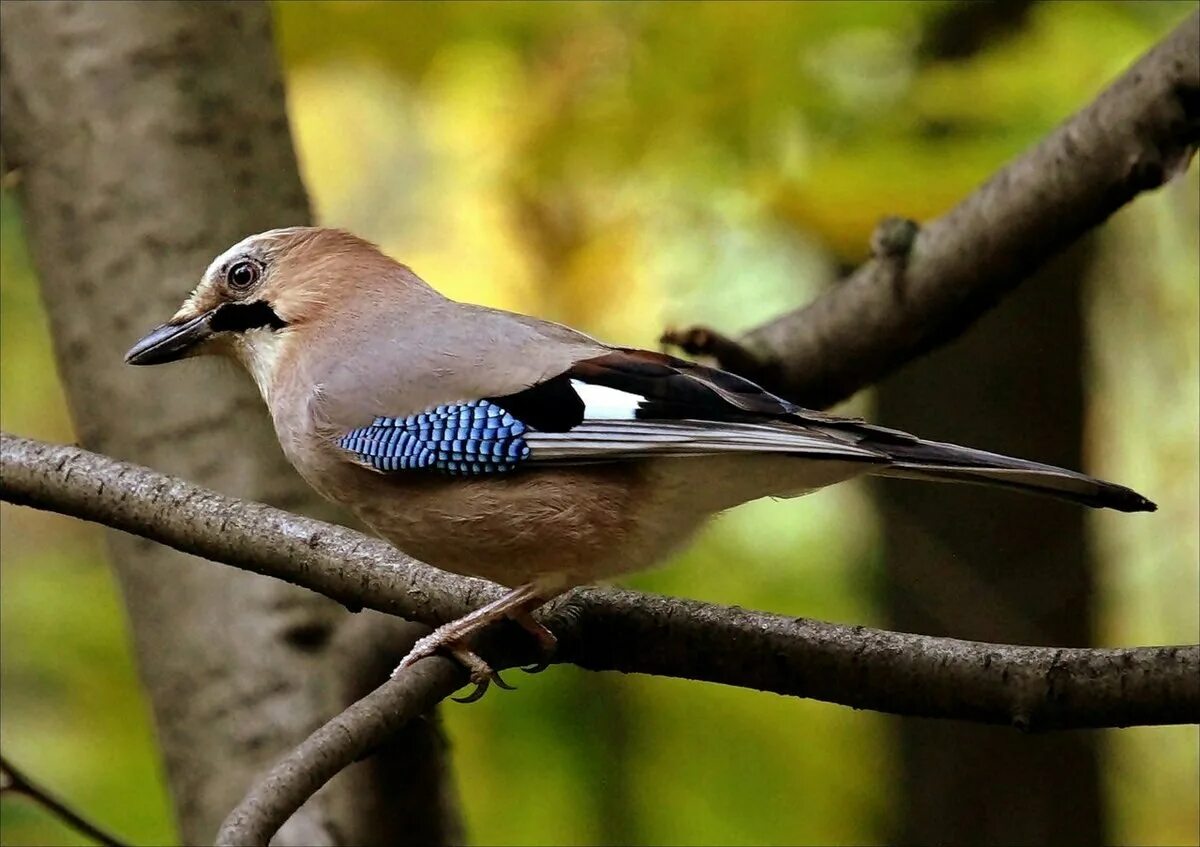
[125,312,214,366]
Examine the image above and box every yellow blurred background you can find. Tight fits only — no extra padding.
[2,2,1197,844]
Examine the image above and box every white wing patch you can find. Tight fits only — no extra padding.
[570,379,643,420]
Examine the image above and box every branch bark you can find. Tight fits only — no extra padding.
[4,432,1195,733]
[661,12,1200,408]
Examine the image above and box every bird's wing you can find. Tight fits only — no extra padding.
[513,348,886,463]
[331,341,1156,512]
[333,344,889,474]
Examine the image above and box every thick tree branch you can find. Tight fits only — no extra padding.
[662,12,1200,408]
[0,753,129,847]
[4,432,1196,733]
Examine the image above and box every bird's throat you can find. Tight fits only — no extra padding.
[235,328,291,404]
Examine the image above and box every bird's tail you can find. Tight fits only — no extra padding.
[868,437,1156,513]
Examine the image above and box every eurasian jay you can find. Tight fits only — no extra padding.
[126,227,1155,693]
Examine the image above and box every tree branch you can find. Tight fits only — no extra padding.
[213,662,465,847]
[3,432,1195,733]
[661,12,1200,408]
[0,753,129,847]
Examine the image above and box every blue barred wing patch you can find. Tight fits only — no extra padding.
[338,400,531,476]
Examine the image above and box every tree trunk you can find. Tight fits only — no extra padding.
[0,2,460,843]
[875,239,1103,845]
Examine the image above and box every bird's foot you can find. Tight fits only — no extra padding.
[393,625,516,703]
[391,583,553,702]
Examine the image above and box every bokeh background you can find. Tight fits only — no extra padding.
[1,1,1197,845]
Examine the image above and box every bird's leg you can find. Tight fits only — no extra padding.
[394,583,547,701]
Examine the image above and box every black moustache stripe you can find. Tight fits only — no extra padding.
[210,301,288,333]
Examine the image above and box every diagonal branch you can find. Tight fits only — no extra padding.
[3,432,1196,733]
[0,753,129,847]
[213,661,465,847]
[662,12,1200,408]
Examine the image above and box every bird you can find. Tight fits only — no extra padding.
[126,226,1156,697]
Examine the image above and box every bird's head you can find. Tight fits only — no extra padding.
[125,226,410,391]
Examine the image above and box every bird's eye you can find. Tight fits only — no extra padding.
[226,260,260,291]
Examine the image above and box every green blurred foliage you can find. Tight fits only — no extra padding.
[2,2,1197,845]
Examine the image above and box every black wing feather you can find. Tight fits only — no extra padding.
[566,348,798,421]
[485,374,583,432]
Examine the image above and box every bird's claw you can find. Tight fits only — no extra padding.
[394,630,516,704]
[449,665,517,704]
[451,681,491,704]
